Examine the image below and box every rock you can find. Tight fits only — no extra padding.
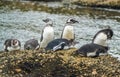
[72,0,120,9]
[0,49,120,77]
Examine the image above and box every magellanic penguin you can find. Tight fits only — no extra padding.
[24,39,39,50]
[75,28,113,57]
[40,18,54,48]
[61,18,78,42]
[45,38,73,52]
[4,39,21,52]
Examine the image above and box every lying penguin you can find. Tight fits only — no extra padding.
[45,39,73,52]
[40,18,54,48]
[4,39,21,52]
[24,39,39,50]
[75,28,113,57]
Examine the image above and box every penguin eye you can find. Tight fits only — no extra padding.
[70,19,73,21]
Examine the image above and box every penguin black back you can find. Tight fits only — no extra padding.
[45,39,71,51]
[24,39,39,50]
[75,43,109,57]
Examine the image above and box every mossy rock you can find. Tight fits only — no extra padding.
[0,49,120,77]
[72,0,120,9]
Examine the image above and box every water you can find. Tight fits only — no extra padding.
[0,2,120,60]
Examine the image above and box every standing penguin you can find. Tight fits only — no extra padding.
[24,39,39,50]
[75,28,113,57]
[40,18,54,48]
[61,18,78,42]
[4,39,21,52]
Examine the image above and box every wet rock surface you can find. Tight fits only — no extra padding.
[0,49,120,77]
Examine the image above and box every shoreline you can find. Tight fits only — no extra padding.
[72,0,120,9]
[1,0,120,10]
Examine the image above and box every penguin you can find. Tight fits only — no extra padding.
[92,28,113,46]
[61,18,78,42]
[75,28,113,57]
[45,38,73,52]
[24,39,39,50]
[4,39,21,52]
[40,18,54,48]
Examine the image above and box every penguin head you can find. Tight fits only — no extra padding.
[11,39,19,46]
[92,28,113,46]
[104,29,113,39]
[43,18,53,26]
[66,18,79,24]
[95,28,113,40]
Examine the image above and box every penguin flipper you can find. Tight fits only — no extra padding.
[35,45,40,50]
[40,30,44,42]
[52,42,66,51]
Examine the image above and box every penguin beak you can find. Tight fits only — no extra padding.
[43,19,47,23]
[43,19,49,23]
[107,34,112,40]
[107,36,112,40]
[13,40,17,45]
[72,19,79,23]
[75,20,79,23]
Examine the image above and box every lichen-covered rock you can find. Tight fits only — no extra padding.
[0,49,120,77]
[72,0,120,9]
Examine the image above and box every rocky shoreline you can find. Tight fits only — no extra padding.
[18,0,120,9]
[0,0,120,10]
[0,49,120,77]
[72,0,120,9]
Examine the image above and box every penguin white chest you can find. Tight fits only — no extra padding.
[93,33,108,46]
[7,46,20,51]
[40,27,54,48]
[62,26,74,40]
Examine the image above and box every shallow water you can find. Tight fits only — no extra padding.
[0,2,120,60]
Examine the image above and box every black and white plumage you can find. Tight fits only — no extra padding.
[45,39,72,51]
[92,28,113,46]
[75,28,113,57]
[24,39,39,50]
[61,18,78,42]
[75,43,109,57]
[4,39,21,52]
[40,18,54,48]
